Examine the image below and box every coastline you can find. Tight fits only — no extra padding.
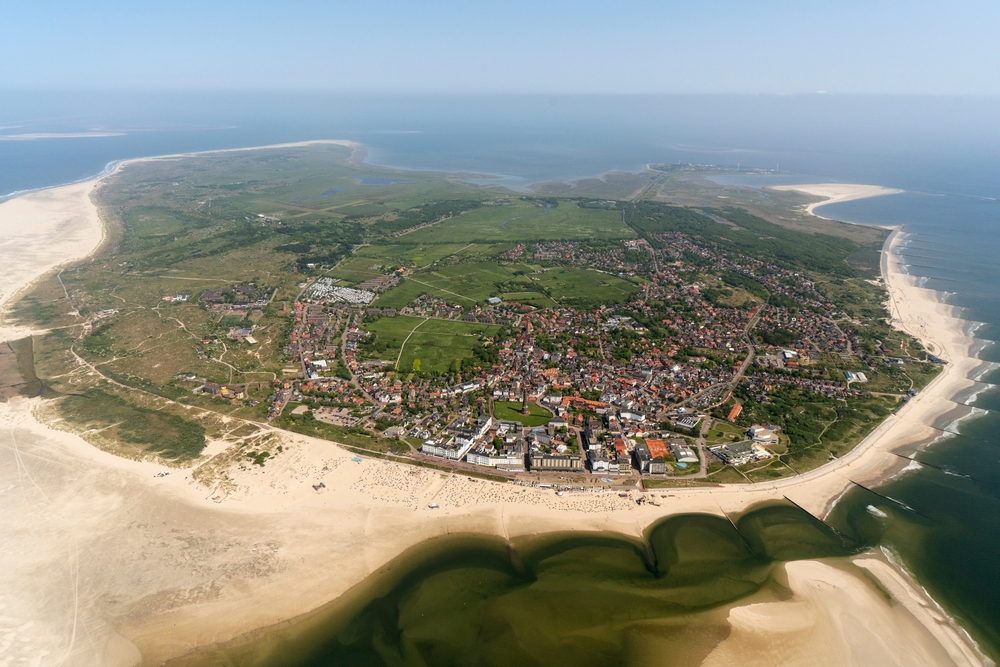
[0,152,988,665]
[767,183,904,219]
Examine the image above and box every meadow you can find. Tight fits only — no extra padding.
[364,316,501,373]
[402,199,635,244]
[373,262,639,311]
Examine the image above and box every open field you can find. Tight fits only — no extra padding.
[402,199,635,244]
[355,242,511,268]
[493,400,552,426]
[376,263,639,310]
[705,420,748,446]
[364,316,500,373]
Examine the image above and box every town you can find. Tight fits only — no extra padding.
[252,223,921,486]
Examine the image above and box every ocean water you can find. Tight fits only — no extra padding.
[4,93,1000,663]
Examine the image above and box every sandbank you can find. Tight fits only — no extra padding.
[768,183,904,218]
[0,152,988,665]
[0,179,105,342]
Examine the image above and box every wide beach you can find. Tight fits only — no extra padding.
[0,164,988,666]
[768,183,904,219]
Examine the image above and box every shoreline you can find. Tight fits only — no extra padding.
[0,147,989,665]
[767,182,904,219]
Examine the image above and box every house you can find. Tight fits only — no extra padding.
[727,404,743,422]
[677,415,700,429]
[466,443,525,470]
[202,382,246,400]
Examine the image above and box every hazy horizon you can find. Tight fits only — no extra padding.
[4,0,999,95]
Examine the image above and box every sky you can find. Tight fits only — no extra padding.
[1,0,998,94]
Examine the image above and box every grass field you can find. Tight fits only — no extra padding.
[705,421,748,446]
[375,263,639,310]
[530,267,639,306]
[493,400,551,426]
[402,200,635,244]
[328,256,391,284]
[355,242,510,269]
[364,316,501,373]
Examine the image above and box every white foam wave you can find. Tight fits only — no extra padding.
[945,406,988,435]
[866,505,888,519]
[825,483,855,515]
[973,363,999,383]
[963,384,996,406]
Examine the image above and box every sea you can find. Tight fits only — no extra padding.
[3,93,1000,665]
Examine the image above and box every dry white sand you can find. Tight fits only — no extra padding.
[768,183,904,218]
[0,160,988,666]
[0,180,105,342]
[704,559,982,667]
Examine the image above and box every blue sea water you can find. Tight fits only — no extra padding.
[4,93,1000,659]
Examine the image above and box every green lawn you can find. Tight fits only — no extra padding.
[705,421,747,446]
[493,400,552,426]
[364,316,500,374]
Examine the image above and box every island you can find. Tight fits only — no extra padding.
[0,142,986,667]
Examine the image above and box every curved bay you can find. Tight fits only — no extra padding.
[169,502,857,667]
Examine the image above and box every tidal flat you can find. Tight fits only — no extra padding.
[168,502,857,667]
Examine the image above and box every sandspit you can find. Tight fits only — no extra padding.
[0,152,987,666]
[768,183,904,218]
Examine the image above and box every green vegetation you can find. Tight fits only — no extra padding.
[733,385,896,472]
[628,202,877,277]
[362,316,501,374]
[402,199,635,244]
[375,264,638,311]
[493,400,552,426]
[59,390,206,461]
[274,406,400,454]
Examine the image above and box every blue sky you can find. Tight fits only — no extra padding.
[2,0,996,94]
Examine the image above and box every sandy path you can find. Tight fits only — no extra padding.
[0,162,989,665]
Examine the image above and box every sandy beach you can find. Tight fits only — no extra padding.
[0,179,105,342]
[768,183,904,218]
[0,163,989,666]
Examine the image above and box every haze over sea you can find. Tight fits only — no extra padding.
[4,93,1000,661]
